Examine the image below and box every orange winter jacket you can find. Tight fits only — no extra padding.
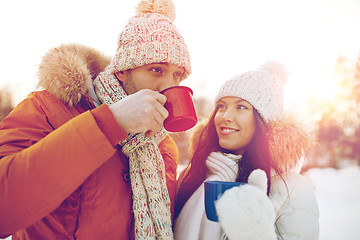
[0,44,179,239]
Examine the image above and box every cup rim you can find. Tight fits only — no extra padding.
[204,180,243,185]
[160,86,193,95]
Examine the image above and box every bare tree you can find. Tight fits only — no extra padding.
[306,54,360,168]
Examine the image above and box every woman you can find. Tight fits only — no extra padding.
[174,62,319,240]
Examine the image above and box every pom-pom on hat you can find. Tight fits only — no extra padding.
[108,0,191,80]
[214,61,288,123]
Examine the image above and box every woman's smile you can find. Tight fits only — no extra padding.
[220,126,240,135]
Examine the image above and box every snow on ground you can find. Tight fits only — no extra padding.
[304,165,360,240]
[3,166,360,240]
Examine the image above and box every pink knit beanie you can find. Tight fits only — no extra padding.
[214,62,288,123]
[108,0,191,80]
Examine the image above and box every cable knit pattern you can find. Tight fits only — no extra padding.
[109,0,191,80]
[214,62,287,123]
[174,152,240,240]
[93,70,172,239]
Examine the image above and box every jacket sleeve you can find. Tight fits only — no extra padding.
[271,172,320,240]
[158,135,179,222]
[0,94,126,236]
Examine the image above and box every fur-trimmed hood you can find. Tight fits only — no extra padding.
[188,113,316,172]
[37,43,111,107]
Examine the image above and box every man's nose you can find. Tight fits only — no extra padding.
[159,74,177,92]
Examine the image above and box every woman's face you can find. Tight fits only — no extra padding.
[214,96,257,155]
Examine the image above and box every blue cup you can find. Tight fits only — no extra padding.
[204,180,245,222]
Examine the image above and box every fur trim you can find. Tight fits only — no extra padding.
[37,43,111,107]
[268,112,316,171]
[188,112,316,171]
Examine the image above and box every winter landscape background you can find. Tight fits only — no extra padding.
[306,165,360,240]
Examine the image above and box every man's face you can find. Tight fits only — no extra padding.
[115,63,185,94]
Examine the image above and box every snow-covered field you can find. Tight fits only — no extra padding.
[3,166,360,240]
[304,165,360,240]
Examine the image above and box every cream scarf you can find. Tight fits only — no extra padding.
[93,70,173,239]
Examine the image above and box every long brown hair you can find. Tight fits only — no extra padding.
[174,105,283,219]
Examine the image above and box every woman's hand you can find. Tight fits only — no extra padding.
[215,169,277,240]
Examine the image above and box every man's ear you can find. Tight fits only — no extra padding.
[114,71,125,82]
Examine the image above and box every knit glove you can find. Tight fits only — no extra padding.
[206,152,240,182]
[215,169,277,240]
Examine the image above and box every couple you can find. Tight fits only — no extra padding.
[0,0,319,239]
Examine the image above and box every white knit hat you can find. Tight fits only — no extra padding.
[108,0,191,80]
[214,62,287,123]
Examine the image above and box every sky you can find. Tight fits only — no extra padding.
[1,0,360,118]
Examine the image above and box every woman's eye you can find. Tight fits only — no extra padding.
[236,104,246,110]
[217,104,226,110]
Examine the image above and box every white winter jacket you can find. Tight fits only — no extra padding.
[271,171,319,239]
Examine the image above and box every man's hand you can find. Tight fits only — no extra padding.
[109,89,168,137]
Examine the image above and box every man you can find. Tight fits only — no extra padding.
[0,0,191,239]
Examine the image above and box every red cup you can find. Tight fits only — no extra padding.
[161,86,198,132]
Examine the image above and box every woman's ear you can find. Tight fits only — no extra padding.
[114,71,126,82]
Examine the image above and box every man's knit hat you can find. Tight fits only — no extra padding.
[108,0,191,80]
[214,62,287,123]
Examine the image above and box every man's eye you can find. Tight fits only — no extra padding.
[173,72,183,77]
[173,72,182,82]
[151,67,162,73]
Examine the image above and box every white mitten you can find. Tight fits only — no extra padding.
[215,169,277,240]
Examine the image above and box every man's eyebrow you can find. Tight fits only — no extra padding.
[152,62,184,73]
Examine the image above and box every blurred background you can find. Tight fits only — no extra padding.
[1,0,360,239]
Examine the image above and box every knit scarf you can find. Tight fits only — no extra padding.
[93,70,173,239]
